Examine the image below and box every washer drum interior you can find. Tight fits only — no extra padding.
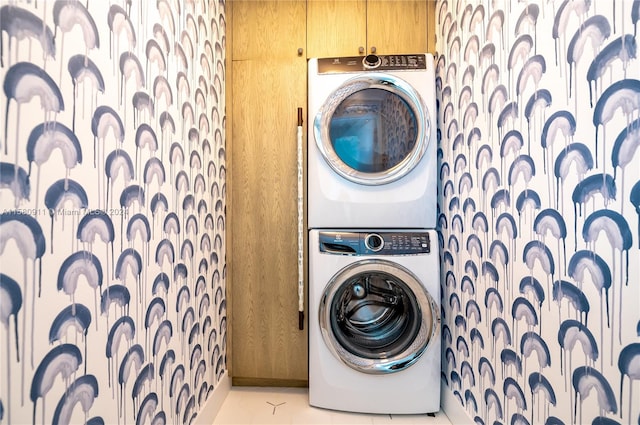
[319,259,438,374]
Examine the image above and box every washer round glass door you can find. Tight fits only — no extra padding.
[319,259,437,374]
[314,74,430,185]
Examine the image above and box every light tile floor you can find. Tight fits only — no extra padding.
[213,387,453,425]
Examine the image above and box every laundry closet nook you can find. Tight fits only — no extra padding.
[227,0,436,387]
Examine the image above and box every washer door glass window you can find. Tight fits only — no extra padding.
[314,74,430,185]
[319,259,437,374]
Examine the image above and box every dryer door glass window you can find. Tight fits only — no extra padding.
[329,89,417,173]
[314,75,430,186]
[319,260,437,374]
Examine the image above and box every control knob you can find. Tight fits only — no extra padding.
[363,54,381,69]
[365,233,384,251]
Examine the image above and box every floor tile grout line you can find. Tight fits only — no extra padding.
[266,401,286,415]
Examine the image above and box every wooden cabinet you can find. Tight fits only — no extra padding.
[306,0,367,58]
[229,0,308,386]
[366,0,430,55]
[232,0,306,60]
[307,0,431,58]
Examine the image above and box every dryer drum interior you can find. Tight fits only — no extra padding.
[319,260,437,374]
[314,74,430,185]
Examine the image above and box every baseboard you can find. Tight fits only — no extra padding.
[232,377,309,387]
[441,381,474,424]
[194,373,231,424]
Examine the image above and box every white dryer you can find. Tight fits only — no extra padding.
[308,54,437,229]
[308,229,441,414]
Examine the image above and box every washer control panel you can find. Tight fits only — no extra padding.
[319,231,431,255]
[317,54,427,74]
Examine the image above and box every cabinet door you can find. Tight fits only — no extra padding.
[230,58,308,385]
[366,0,428,55]
[307,0,367,58]
[233,0,306,60]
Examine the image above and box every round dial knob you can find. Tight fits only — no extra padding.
[363,54,381,69]
[365,233,384,251]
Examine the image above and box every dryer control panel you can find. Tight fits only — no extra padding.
[317,54,427,74]
[318,231,431,255]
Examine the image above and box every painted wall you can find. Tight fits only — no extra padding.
[436,0,640,424]
[0,1,227,424]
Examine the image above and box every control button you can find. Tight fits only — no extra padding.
[363,54,381,69]
[365,233,384,251]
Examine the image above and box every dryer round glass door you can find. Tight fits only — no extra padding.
[319,259,438,374]
[313,74,431,185]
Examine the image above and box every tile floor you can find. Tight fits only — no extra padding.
[213,387,453,425]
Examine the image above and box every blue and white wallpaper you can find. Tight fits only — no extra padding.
[437,0,640,424]
[0,1,227,424]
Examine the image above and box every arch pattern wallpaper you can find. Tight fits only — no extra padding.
[0,1,227,424]
[436,1,640,424]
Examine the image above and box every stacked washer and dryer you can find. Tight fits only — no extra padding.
[307,53,440,415]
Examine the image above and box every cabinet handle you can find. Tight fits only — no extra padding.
[370,46,377,53]
[297,47,303,56]
[358,46,365,54]
[296,107,304,331]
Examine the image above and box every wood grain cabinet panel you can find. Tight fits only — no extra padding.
[233,0,306,60]
[366,0,428,55]
[231,58,308,384]
[306,0,367,58]
[230,0,308,384]
[307,0,431,58]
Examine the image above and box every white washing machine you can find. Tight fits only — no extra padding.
[308,54,437,229]
[308,229,441,414]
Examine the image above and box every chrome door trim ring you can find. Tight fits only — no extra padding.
[313,74,430,186]
[318,259,439,374]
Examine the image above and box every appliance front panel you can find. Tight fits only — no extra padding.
[307,55,438,229]
[308,230,441,414]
